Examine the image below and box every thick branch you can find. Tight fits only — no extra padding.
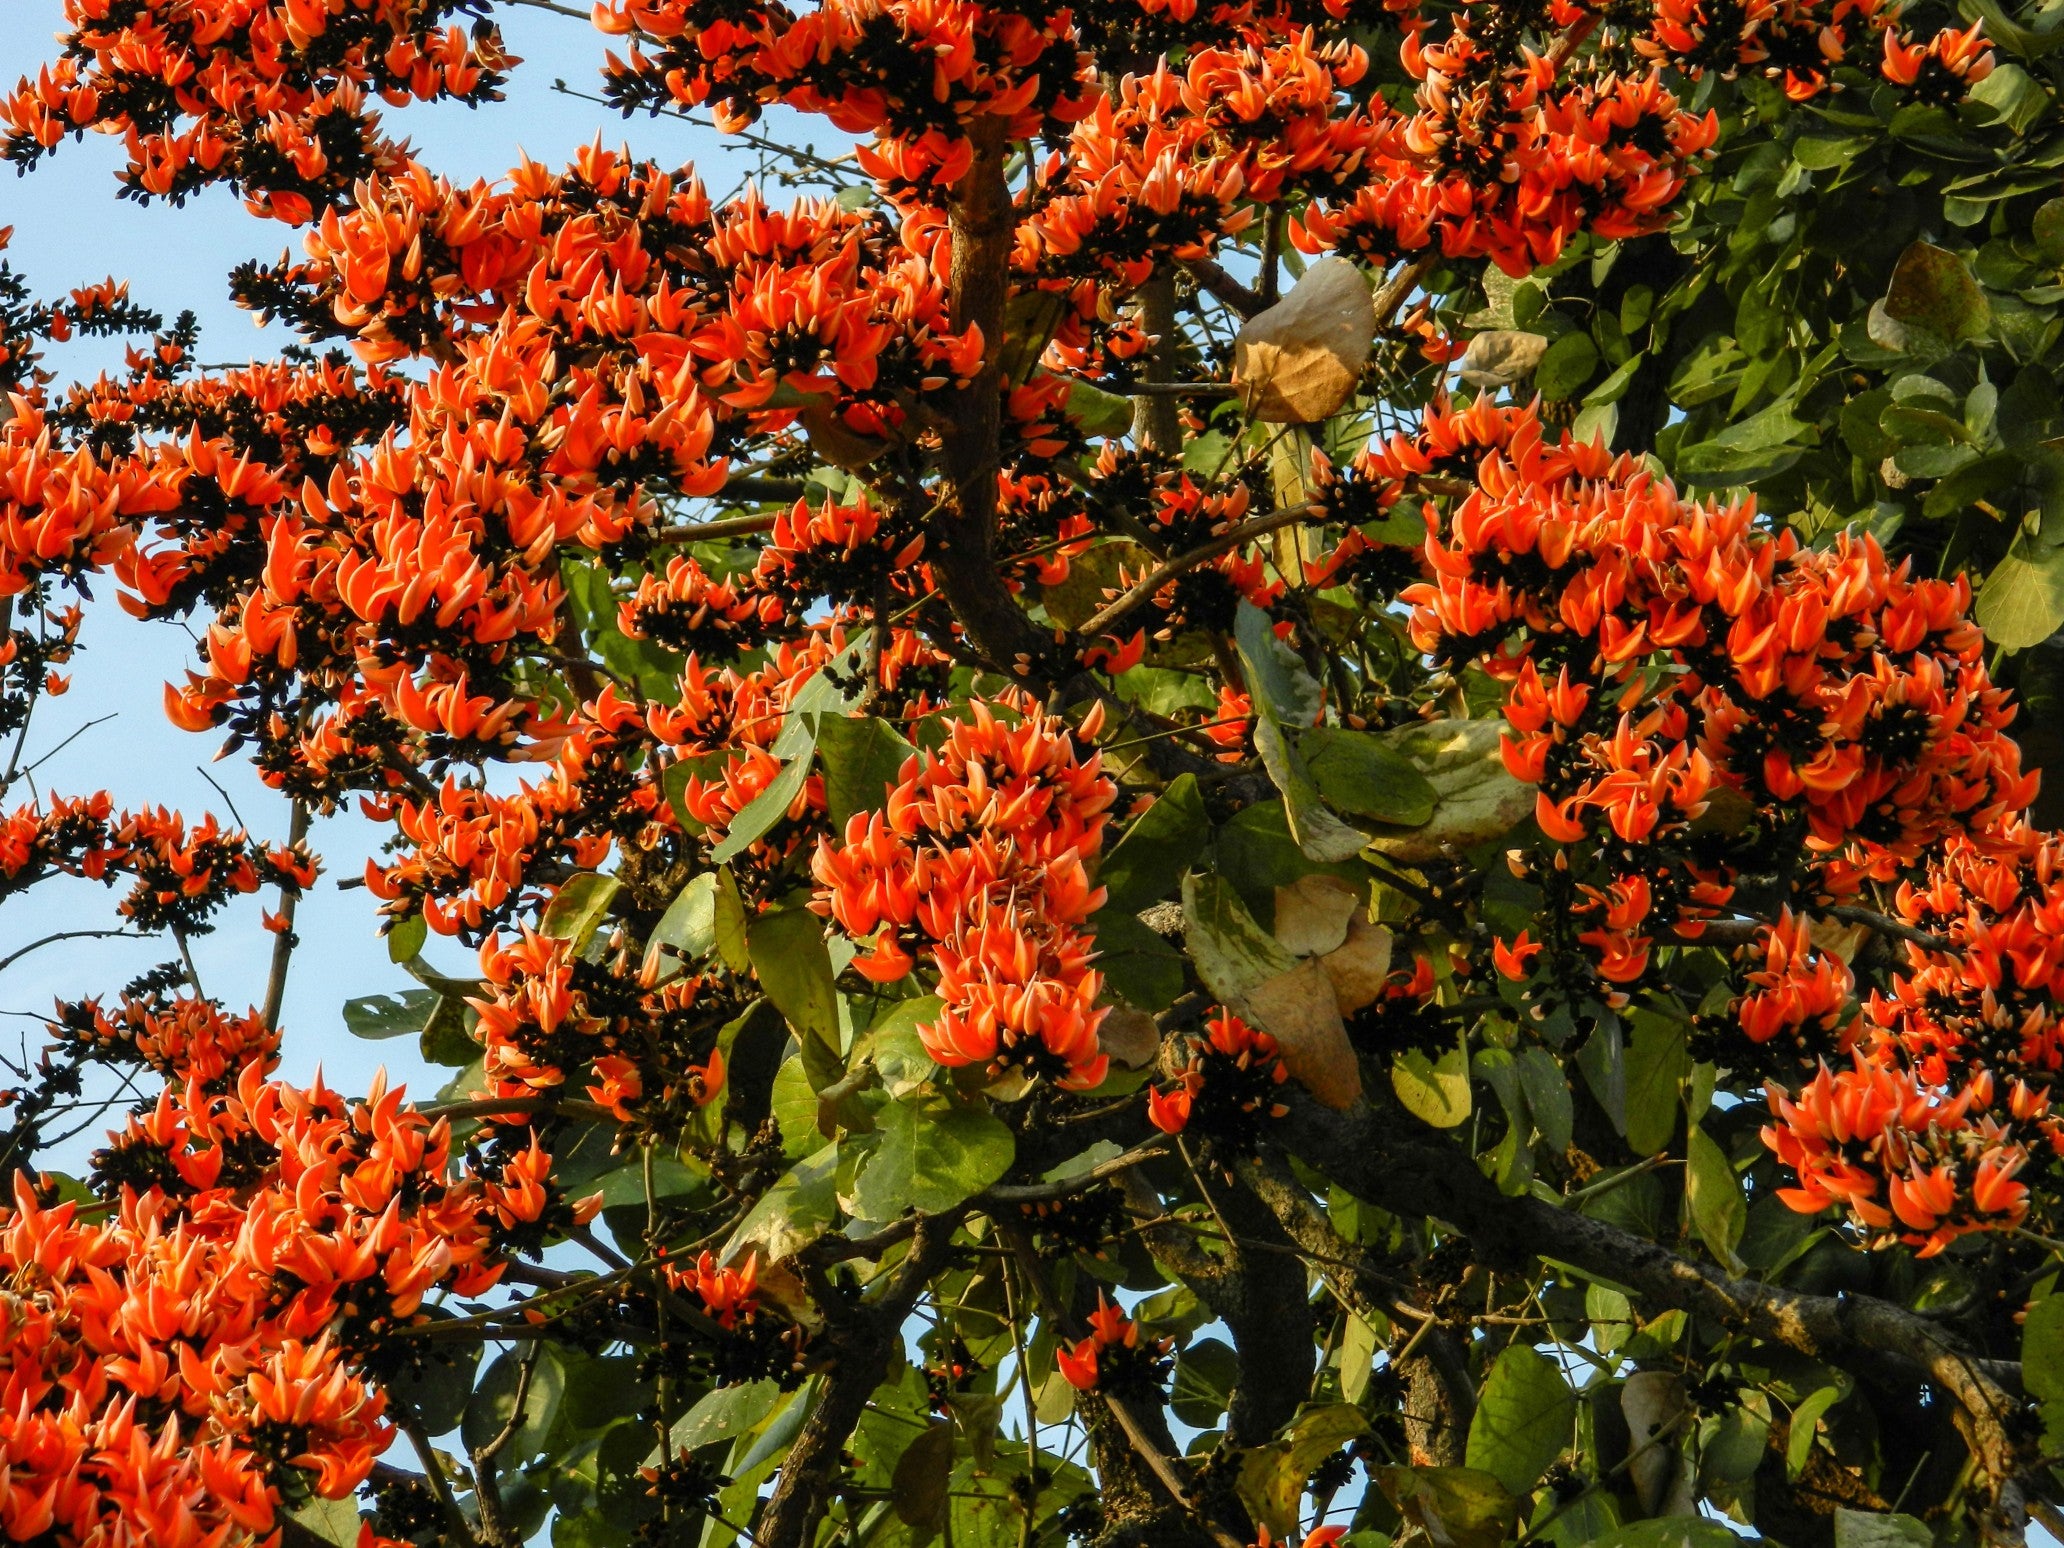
[1181,257,1263,319]
[1273,1090,2031,1542]
[756,1214,962,1548]
[928,117,1057,681]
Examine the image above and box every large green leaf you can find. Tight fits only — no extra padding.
[1300,726,1437,826]
[1374,1467,1518,1548]
[1170,1336,1239,1428]
[819,714,915,828]
[847,1097,1016,1220]
[646,872,718,974]
[711,753,812,864]
[541,871,622,950]
[1881,240,1992,346]
[1181,870,1297,1007]
[1098,774,1209,912]
[1465,1345,1576,1496]
[1584,1523,1744,1548]
[1833,1510,1932,1548]
[463,1345,568,1462]
[749,904,840,1058]
[1686,1122,1747,1270]
[1978,535,2064,650]
[1236,602,1369,862]
[1091,909,1188,1011]
[670,1380,781,1453]
[2024,1291,2064,1451]
[342,989,439,1041]
[1238,1404,1369,1535]
[1364,719,1533,862]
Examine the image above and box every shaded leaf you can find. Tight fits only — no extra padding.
[819,715,914,828]
[1099,774,1209,913]
[849,1098,1015,1220]
[1466,1345,1576,1496]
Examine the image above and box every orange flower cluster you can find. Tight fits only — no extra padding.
[1145,1010,1288,1141]
[1403,397,2027,995]
[594,0,1098,186]
[1055,1296,1166,1393]
[0,1050,519,1548]
[811,699,1118,1089]
[1,0,507,220]
[1402,397,2054,1255]
[1,794,315,937]
[469,926,729,1126]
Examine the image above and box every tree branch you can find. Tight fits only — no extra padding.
[260,800,310,1031]
[1272,1088,2032,1542]
[756,1212,964,1548]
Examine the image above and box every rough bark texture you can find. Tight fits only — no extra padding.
[758,1220,960,1548]
[929,116,1056,682]
[1269,1090,2032,1543]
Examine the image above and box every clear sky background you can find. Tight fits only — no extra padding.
[0,3,749,1113]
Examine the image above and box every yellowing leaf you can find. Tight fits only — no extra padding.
[1393,1042,1471,1128]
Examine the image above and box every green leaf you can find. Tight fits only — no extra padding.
[1675,397,1811,479]
[1624,1009,1689,1156]
[1686,1122,1747,1270]
[1585,1523,1744,1548]
[849,1098,1015,1219]
[1300,727,1438,826]
[749,905,840,1054]
[1236,603,1368,862]
[1978,536,2064,650]
[1393,1041,1471,1129]
[1575,1015,1627,1134]
[725,1144,839,1262]
[290,1496,363,1547]
[1065,377,1138,438]
[1233,601,1322,727]
[1881,241,1991,346]
[386,911,427,965]
[382,1315,482,1434]
[1787,1386,1841,1478]
[342,989,439,1041]
[1536,331,1599,400]
[1466,1345,1577,1496]
[869,997,943,1097]
[819,715,915,828]
[671,1380,781,1453]
[647,873,718,975]
[1364,720,1533,863]
[1374,1467,1518,1548]
[891,1421,957,1538]
[2024,1292,2064,1451]
[541,872,622,950]
[1239,1404,1369,1535]
[1698,1393,1771,1488]
[1515,1046,1573,1154]
[712,753,812,864]
[1099,774,1210,912]
[463,1346,567,1461]
[714,867,751,973]
[1091,909,1188,1011]
[1170,1336,1240,1428]
[1833,1509,1933,1548]
[1182,870,1298,1007]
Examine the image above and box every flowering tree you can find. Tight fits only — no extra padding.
[10,0,2064,1546]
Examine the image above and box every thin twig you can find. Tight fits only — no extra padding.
[1075,504,1321,640]
[0,929,144,977]
[980,1137,1173,1206]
